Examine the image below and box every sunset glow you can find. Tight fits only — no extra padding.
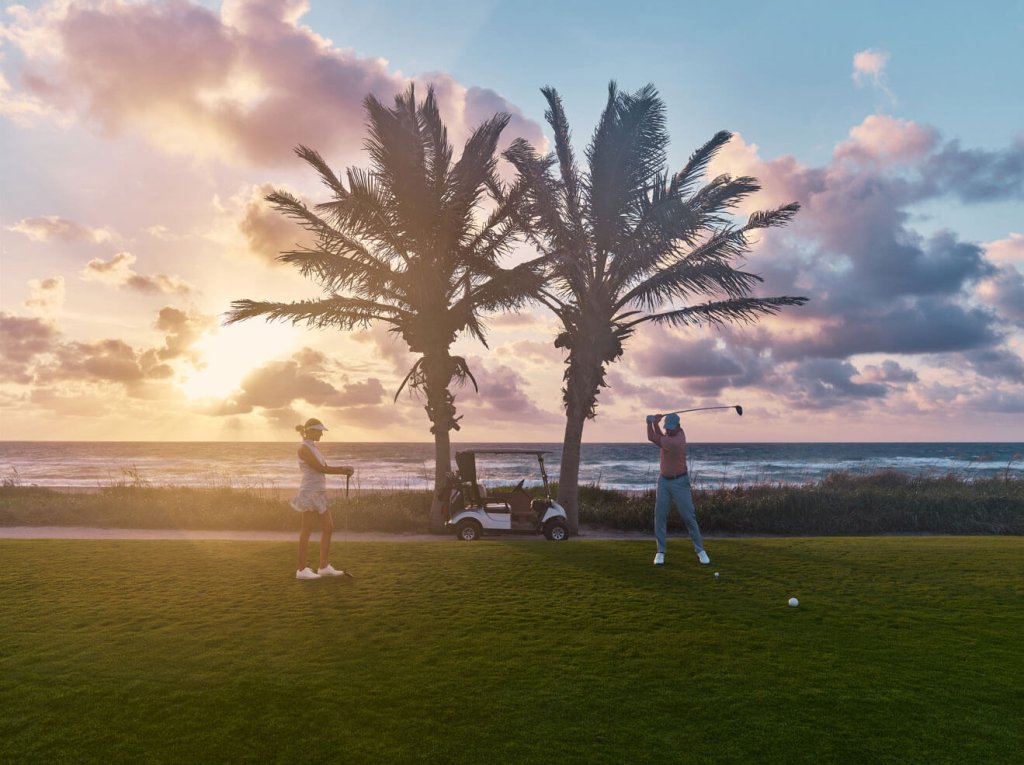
[1,0,1021,442]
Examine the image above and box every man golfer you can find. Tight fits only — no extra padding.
[646,413,710,566]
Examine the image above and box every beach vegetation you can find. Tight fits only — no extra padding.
[2,471,1020,536]
[504,83,808,532]
[226,85,543,531]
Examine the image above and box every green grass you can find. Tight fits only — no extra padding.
[2,538,1021,764]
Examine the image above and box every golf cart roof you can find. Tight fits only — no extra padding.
[456,449,552,456]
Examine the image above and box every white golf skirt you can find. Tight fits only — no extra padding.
[290,489,329,514]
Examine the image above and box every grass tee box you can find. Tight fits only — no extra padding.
[2,537,1021,764]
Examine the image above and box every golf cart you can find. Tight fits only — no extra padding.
[442,450,570,541]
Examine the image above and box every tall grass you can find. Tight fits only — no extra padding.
[1,469,1020,535]
[577,470,1023,535]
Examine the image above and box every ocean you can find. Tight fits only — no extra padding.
[1,441,1021,492]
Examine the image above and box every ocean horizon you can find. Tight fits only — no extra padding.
[2,441,1021,492]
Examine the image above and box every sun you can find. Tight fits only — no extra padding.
[179,322,299,401]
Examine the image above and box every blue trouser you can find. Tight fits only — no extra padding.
[654,474,704,554]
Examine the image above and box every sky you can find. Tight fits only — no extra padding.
[1,0,1022,443]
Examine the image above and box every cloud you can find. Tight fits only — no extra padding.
[922,138,1024,202]
[351,324,415,373]
[834,115,936,167]
[976,265,1024,327]
[231,182,316,263]
[214,348,387,415]
[2,0,545,167]
[707,127,1017,366]
[984,232,1024,265]
[8,215,115,243]
[790,359,889,409]
[39,338,150,385]
[154,306,217,361]
[498,339,562,365]
[960,347,1024,382]
[80,251,194,294]
[852,48,894,100]
[1,304,207,393]
[0,313,58,383]
[24,276,65,318]
[861,360,919,384]
[456,356,560,426]
[637,338,744,379]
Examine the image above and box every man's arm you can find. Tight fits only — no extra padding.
[646,414,663,446]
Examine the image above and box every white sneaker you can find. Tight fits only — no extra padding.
[697,550,710,565]
[317,564,346,577]
[296,567,321,580]
[653,552,665,566]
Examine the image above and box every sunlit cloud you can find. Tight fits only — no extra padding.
[984,232,1024,265]
[1,0,545,166]
[24,276,65,319]
[178,322,302,401]
[80,251,194,295]
[835,115,936,166]
[9,215,116,243]
[852,48,894,101]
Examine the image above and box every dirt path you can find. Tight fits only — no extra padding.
[0,526,652,542]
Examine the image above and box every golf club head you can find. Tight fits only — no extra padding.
[735,405,743,416]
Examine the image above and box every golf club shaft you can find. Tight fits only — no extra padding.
[667,406,736,415]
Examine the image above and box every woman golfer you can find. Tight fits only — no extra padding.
[291,418,354,580]
[646,413,710,567]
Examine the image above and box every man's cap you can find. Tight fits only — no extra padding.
[663,413,681,430]
[303,418,328,431]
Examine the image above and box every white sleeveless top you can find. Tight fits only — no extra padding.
[297,439,327,492]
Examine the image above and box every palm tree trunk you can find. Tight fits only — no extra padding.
[557,346,606,534]
[557,401,587,534]
[422,350,456,533]
[428,426,452,533]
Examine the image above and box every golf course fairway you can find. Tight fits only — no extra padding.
[1,537,1020,764]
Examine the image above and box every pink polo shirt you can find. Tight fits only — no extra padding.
[651,429,688,478]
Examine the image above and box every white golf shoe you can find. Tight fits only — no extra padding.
[317,564,346,577]
[653,552,665,566]
[697,550,710,565]
[296,567,321,580]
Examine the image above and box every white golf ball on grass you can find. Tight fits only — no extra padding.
[788,597,799,607]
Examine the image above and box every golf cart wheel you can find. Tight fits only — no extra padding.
[455,520,483,541]
[544,520,569,541]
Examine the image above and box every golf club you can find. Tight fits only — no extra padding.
[342,473,354,578]
[665,405,743,416]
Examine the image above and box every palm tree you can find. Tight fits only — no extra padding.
[503,83,809,532]
[227,85,543,530]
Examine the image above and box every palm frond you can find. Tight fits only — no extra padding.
[295,145,349,200]
[449,260,546,340]
[636,295,810,328]
[746,202,801,230]
[586,82,668,261]
[667,131,732,199]
[419,88,453,196]
[276,247,399,297]
[541,86,584,226]
[225,296,405,331]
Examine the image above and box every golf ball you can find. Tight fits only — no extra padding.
[714,572,720,578]
[788,597,799,607]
